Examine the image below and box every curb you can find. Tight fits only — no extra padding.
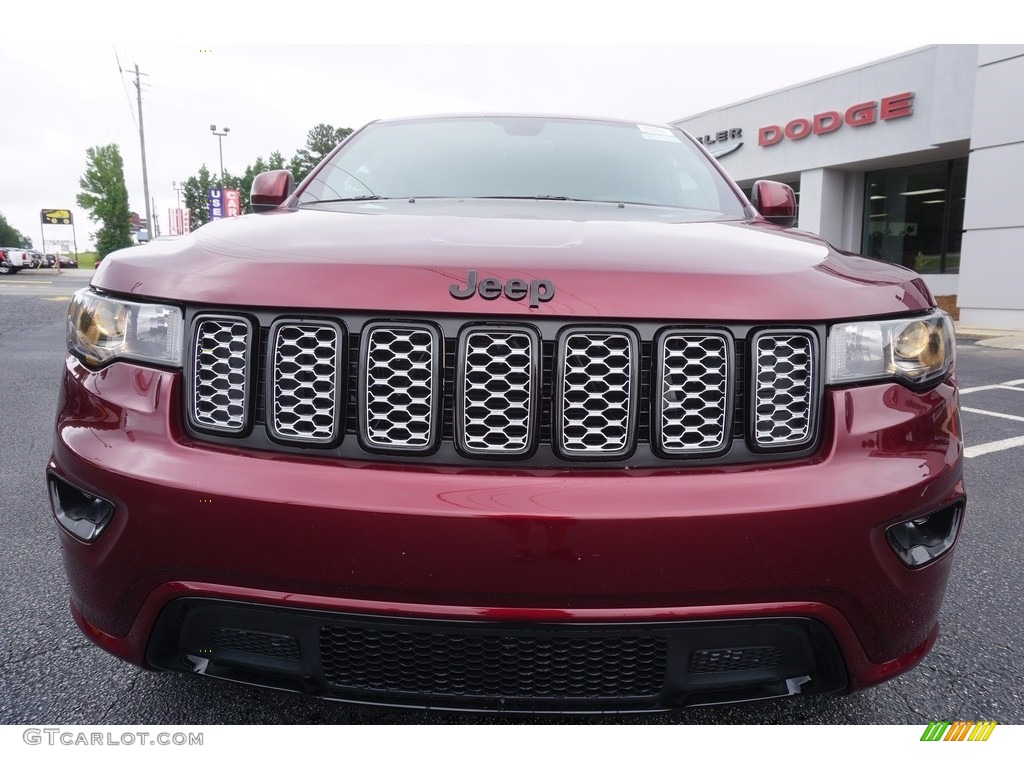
[955,325,1024,350]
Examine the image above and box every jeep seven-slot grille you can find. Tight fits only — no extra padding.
[557,330,637,457]
[752,330,817,449]
[190,317,253,433]
[186,316,819,461]
[656,331,731,454]
[457,329,538,455]
[269,321,342,443]
[361,324,440,450]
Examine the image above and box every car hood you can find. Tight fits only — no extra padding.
[93,200,932,321]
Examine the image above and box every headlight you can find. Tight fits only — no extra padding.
[827,310,955,388]
[68,289,183,367]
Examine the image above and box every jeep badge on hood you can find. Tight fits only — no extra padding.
[450,270,555,308]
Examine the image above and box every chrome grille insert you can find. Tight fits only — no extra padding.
[657,331,732,454]
[360,323,440,450]
[457,328,538,455]
[269,321,342,444]
[752,330,817,448]
[184,313,821,463]
[190,316,252,433]
[556,330,638,457]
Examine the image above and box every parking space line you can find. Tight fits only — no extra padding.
[961,407,1024,423]
[964,436,1024,458]
[960,379,1024,394]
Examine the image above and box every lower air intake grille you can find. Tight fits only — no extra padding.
[690,646,783,674]
[210,628,301,660]
[319,625,667,699]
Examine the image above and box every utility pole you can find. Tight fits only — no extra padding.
[134,63,154,241]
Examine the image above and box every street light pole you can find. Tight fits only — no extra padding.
[210,124,229,180]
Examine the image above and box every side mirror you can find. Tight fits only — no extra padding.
[250,170,295,213]
[751,180,796,227]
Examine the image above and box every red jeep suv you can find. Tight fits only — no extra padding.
[49,115,964,713]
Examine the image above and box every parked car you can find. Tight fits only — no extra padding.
[50,114,964,713]
[0,247,33,274]
[56,254,78,268]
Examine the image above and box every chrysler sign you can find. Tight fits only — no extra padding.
[758,92,914,146]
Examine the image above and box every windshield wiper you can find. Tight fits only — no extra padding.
[473,195,574,201]
[301,196,383,204]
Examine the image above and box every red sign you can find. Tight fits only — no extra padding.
[759,92,914,147]
[169,208,191,235]
[224,189,241,218]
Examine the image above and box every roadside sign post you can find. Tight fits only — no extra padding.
[41,209,75,273]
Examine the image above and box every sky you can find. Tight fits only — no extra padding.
[0,1,980,251]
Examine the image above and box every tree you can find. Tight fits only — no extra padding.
[0,212,32,248]
[177,124,350,228]
[182,165,215,231]
[267,150,286,170]
[76,144,132,257]
[289,124,352,182]
[235,156,268,215]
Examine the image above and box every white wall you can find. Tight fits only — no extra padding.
[958,46,1024,330]
[797,168,845,246]
[674,46,978,183]
[673,45,1024,327]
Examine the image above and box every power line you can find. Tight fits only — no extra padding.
[113,45,138,130]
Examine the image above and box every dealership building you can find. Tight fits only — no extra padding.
[672,44,1024,331]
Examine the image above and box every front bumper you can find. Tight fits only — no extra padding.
[50,356,964,709]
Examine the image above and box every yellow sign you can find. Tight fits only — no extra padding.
[41,209,73,225]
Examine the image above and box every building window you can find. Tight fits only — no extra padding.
[862,158,967,274]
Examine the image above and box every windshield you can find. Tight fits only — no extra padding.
[298,116,746,216]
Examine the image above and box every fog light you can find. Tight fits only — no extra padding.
[886,502,963,568]
[48,474,115,542]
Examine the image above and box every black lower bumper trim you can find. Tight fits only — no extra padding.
[146,598,848,713]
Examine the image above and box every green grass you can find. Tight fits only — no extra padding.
[74,252,98,269]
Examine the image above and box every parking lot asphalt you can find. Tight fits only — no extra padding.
[1,270,1021,724]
